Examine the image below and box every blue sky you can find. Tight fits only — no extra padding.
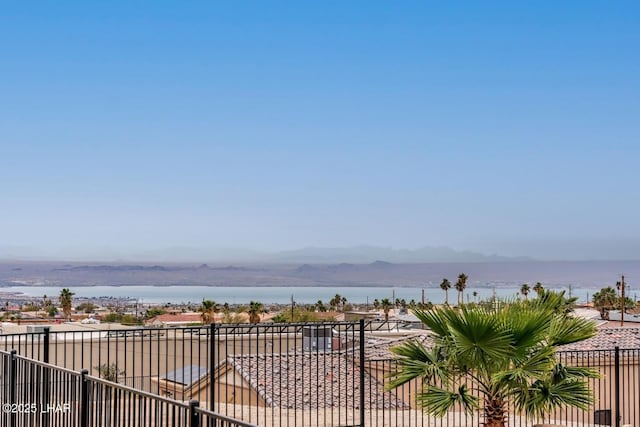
[1,2,639,260]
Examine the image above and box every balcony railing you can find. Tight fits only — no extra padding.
[1,321,639,426]
[0,349,257,427]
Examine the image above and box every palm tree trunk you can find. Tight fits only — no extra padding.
[483,399,506,427]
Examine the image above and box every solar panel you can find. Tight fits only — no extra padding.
[162,365,208,386]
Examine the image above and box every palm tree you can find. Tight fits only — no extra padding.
[455,273,468,306]
[330,294,342,311]
[380,298,392,321]
[520,283,531,300]
[373,299,380,310]
[533,282,544,296]
[592,286,618,319]
[439,278,451,305]
[248,301,263,324]
[59,288,74,321]
[389,292,598,427]
[200,299,218,324]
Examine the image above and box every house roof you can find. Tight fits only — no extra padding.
[222,351,409,410]
[148,313,203,324]
[357,326,640,359]
[558,327,640,352]
[361,333,433,361]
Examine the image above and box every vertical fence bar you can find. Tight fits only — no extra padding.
[209,323,216,413]
[359,319,365,427]
[614,346,620,427]
[42,327,50,363]
[80,369,89,427]
[42,327,51,427]
[190,400,200,427]
[9,350,17,427]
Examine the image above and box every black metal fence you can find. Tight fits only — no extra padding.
[1,322,639,427]
[0,349,257,427]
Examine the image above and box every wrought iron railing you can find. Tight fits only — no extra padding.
[1,321,639,426]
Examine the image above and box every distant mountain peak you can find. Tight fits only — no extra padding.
[370,260,393,267]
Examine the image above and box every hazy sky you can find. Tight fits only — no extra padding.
[1,2,639,260]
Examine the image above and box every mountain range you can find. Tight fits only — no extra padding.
[0,245,528,263]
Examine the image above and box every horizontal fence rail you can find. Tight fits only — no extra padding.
[1,322,639,426]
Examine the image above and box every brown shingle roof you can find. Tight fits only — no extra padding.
[558,327,640,351]
[148,313,203,324]
[362,333,433,361]
[224,351,409,410]
[360,327,640,358]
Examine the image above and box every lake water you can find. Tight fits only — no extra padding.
[0,284,607,305]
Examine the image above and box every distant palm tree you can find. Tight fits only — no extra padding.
[248,301,263,324]
[455,273,468,306]
[59,288,75,321]
[439,278,451,305]
[592,286,618,319]
[533,282,544,296]
[200,299,218,324]
[315,300,326,312]
[380,298,393,321]
[520,283,531,300]
[373,299,380,309]
[330,294,342,311]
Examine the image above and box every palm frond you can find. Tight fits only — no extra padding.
[446,306,513,367]
[388,341,448,389]
[547,317,597,346]
[416,384,479,417]
[494,346,556,387]
[412,308,452,338]
[522,378,594,419]
[560,364,600,379]
[502,305,552,352]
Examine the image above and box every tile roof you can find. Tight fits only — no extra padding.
[149,313,203,324]
[361,333,433,361]
[558,327,640,352]
[358,326,640,359]
[224,351,409,410]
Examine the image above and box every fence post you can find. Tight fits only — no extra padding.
[42,326,51,427]
[189,400,200,427]
[359,319,365,427]
[80,369,89,427]
[9,350,17,427]
[209,323,216,412]
[614,346,620,427]
[43,327,50,363]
